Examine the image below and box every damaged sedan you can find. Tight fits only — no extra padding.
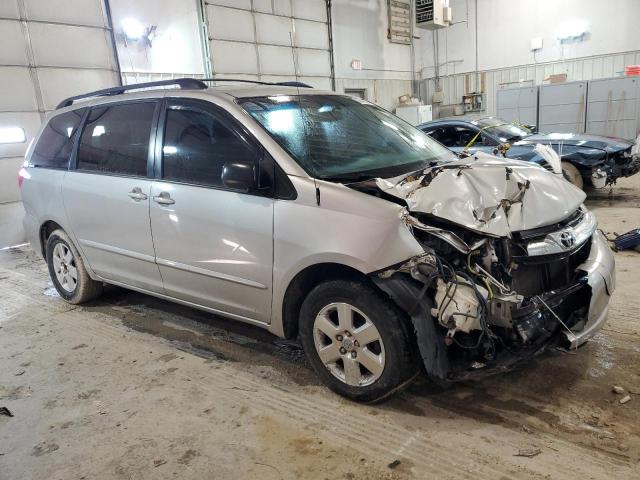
[22,82,615,403]
[419,117,640,189]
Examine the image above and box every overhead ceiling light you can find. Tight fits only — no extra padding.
[121,17,145,40]
[0,126,26,144]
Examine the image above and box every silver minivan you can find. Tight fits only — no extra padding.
[20,79,615,402]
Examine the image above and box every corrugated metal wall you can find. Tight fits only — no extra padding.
[419,50,640,119]
[203,0,333,90]
[0,0,120,247]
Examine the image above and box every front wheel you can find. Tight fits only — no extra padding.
[299,279,418,402]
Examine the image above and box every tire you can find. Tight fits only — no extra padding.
[561,161,584,190]
[299,279,418,403]
[46,229,103,304]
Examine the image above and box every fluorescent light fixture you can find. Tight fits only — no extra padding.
[121,17,145,40]
[0,126,26,144]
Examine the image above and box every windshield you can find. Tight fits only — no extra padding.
[239,95,455,181]
[472,117,531,143]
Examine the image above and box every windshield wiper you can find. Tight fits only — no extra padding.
[321,172,376,183]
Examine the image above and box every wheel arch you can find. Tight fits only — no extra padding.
[39,220,64,259]
[280,262,370,340]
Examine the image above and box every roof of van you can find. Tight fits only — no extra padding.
[54,78,340,112]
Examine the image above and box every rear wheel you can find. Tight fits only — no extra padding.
[46,229,103,304]
[299,279,418,402]
[561,161,584,189]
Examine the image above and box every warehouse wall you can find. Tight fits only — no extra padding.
[0,0,120,248]
[331,0,415,110]
[420,0,640,77]
[418,0,640,117]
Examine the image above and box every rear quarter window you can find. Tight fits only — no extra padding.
[30,108,86,169]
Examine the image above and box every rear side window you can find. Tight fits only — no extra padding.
[77,102,155,176]
[30,109,86,169]
[162,106,257,187]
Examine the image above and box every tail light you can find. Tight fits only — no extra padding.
[18,166,30,188]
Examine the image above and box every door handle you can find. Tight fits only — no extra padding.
[128,187,148,201]
[153,192,175,205]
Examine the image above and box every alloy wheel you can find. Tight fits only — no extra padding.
[52,243,78,293]
[312,302,386,387]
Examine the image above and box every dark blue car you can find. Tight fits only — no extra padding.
[418,117,640,189]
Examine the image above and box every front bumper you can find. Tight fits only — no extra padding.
[564,230,615,348]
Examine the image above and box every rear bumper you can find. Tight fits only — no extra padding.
[563,230,615,348]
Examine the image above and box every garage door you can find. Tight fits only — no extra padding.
[538,81,587,134]
[0,0,120,247]
[204,0,333,89]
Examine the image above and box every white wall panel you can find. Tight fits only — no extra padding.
[292,0,327,21]
[0,0,19,18]
[0,20,29,65]
[205,0,332,83]
[207,0,252,9]
[258,45,295,75]
[28,23,114,69]
[0,203,26,247]
[37,68,119,111]
[296,48,330,76]
[0,69,38,111]
[210,40,258,74]
[273,0,293,16]
[299,76,332,90]
[255,13,291,46]
[208,5,255,42]
[23,0,106,27]
[0,0,119,247]
[295,19,329,50]
[0,158,25,204]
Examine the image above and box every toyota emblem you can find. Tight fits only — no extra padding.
[559,231,576,248]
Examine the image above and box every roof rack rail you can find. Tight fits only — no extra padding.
[201,78,313,89]
[55,78,208,109]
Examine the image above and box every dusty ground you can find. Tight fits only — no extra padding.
[1,177,639,479]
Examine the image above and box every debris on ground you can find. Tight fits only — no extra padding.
[620,395,631,405]
[153,459,166,467]
[613,229,640,251]
[514,447,542,458]
[612,385,625,394]
[387,459,401,469]
[14,370,25,376]
[0,407,13,417]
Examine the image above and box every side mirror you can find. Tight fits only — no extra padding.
[221,161,256,191]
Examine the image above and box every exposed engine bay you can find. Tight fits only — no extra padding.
[351,154,615,381]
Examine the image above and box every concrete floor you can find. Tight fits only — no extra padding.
[1,177,639,480]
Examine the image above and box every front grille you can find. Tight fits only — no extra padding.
[514,209,584,242]
[509,239,592,296]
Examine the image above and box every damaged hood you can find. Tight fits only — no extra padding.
[375,153,586,237]
[516,133,633,153]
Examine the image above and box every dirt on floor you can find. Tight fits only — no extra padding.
[1,176,639,479]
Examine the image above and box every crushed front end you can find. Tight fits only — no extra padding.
[365,157,616,382]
